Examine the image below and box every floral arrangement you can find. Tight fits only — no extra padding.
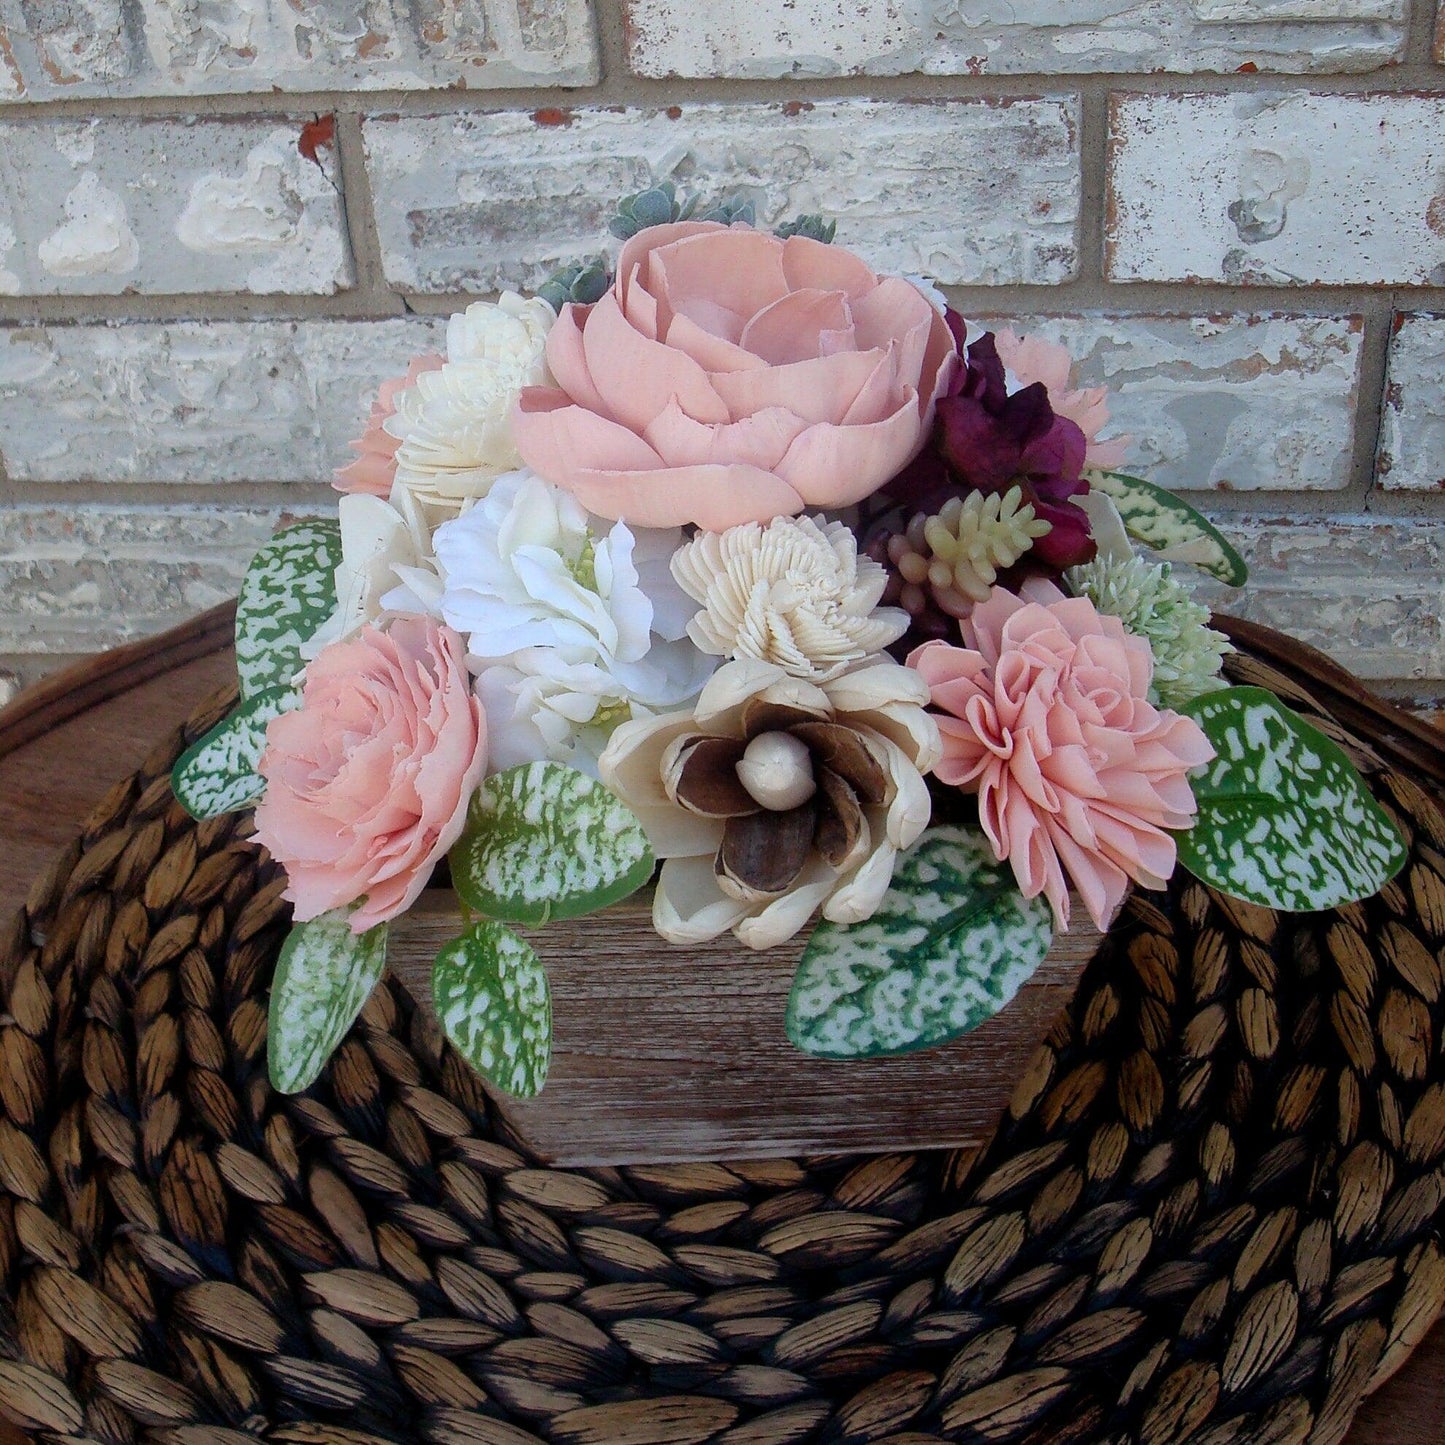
[173,190,1408,1099]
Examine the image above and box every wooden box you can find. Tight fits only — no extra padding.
[388,890,1103,1167]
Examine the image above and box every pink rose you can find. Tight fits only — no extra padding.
[993,329,1129,473]
[255,617,486,932]
[909,583,1213,932]
[513,222,958,531]
[334,353,444,497]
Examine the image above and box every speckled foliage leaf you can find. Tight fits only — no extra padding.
[235,520,342,698]
[171,682,300,820]
[1096,471,1248,587]
[1179,686,1407,911]
[449,761,654,926]
[268,913,388,1095]
[787,826,1054,1059]
[432,921,551,1097]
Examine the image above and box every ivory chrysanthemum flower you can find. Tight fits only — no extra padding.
[909,582,1214,932]
[386,294,555,523]
[598,658,940,950]
[670,515,908,682]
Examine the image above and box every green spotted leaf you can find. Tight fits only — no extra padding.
[235,520,342,698]
[449,761,654,926]
[268,913,388,1094]
[1095,471,1248,587]
[432,921,550,1097]
[171,682,300,820]
[787,826,1054,1060]
[1178,686,1408,911]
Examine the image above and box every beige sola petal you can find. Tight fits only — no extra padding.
[691,659,831,733]
[823,661,942,773]
[734,859,839,951]
[653,854,752,944]
[822,831,897,925]
[597,713,721,859]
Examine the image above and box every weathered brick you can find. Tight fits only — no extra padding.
[364,100,1081,293]
[1107,92,1445,286]
[0,117,351,296]
[0,505,306,654]
[0,318,444,483]
[1378,314,1445,493]
[625,0,1405,78]
[974,313,1362,492]
[0,0,597,102]
[1194,517,1445,681]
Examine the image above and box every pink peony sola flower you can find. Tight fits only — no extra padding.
[993,329,1130,473]
[512,221,958,531]
[254,617,487,933]
[908,582,1214,932]
[334,353,445,497]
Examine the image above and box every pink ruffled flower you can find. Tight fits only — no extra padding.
[513,222,958,531]
[908,583,1213,932]
[255,617,487,933]
[334,354,445,497]
[994,330,1129,473]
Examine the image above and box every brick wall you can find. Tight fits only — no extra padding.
[0,1,1442,709]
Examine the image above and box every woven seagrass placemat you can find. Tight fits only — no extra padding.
[0,633,1441,1445]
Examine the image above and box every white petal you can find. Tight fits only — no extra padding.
[854,725,933,848]
[693,658,791,727]
[824,659,932,715]
[734,860,836,950]
[654,856,751,944]
[1074,490,1133,565]
[822,835,897,925]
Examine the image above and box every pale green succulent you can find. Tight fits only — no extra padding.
[537,256,610,312]
[1066,553,1232,710]
[774,214,837,243]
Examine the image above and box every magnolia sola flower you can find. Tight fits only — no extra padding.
[670,514,908,682]
[909,583,1214,932]
[599,658,940,949]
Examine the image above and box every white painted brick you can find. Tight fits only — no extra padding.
[975,313,1362,492]
[0,0,598,102]
[1378,314,1445,493]
[0,318,446,484]
[624,0,1405,78]
[0,117,351,295]
[364,100,1081,293]
[1107,93,1445,286]
[0,505,308,654]
[1195,517,1445,681]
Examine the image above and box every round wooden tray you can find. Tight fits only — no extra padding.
[0,606,1441,1444]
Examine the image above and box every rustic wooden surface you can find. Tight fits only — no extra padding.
[391,891,1104,1165]
[0,617,1439,1442]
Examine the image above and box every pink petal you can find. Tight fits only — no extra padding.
[775,394,929,506]
[514,388,666,485]
[583,292,730,432]
[643,398,808,471]
[545,303,612,417]
[553,461,806,530]
[779,233,878,297]
[740,288,854,366]
[711,348,893,426]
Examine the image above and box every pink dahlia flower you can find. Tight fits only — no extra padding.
[513,221,958,531]
[908,583,1213,932]
[993,329,1129,473]
[333,353,444,497]
[255,617,487,933]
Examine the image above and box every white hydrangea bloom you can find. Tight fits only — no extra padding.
[435,470,714,773]
[386,294,554,524]
[671,515,908,682]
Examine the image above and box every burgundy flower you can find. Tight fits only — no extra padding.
[881,324,1096,573]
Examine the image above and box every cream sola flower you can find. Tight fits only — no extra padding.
[431,470,714,772]
[671,515,909,682]
[1066,552,1232,709]
[385,293,555,524]
[599,658,941,949]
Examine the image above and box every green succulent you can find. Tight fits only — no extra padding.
[537,256,610,312]
[774,214,837,244]
[693,193,757,227]
[609,181,695,239]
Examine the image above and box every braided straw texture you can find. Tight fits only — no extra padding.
[0,643,1442,1445]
